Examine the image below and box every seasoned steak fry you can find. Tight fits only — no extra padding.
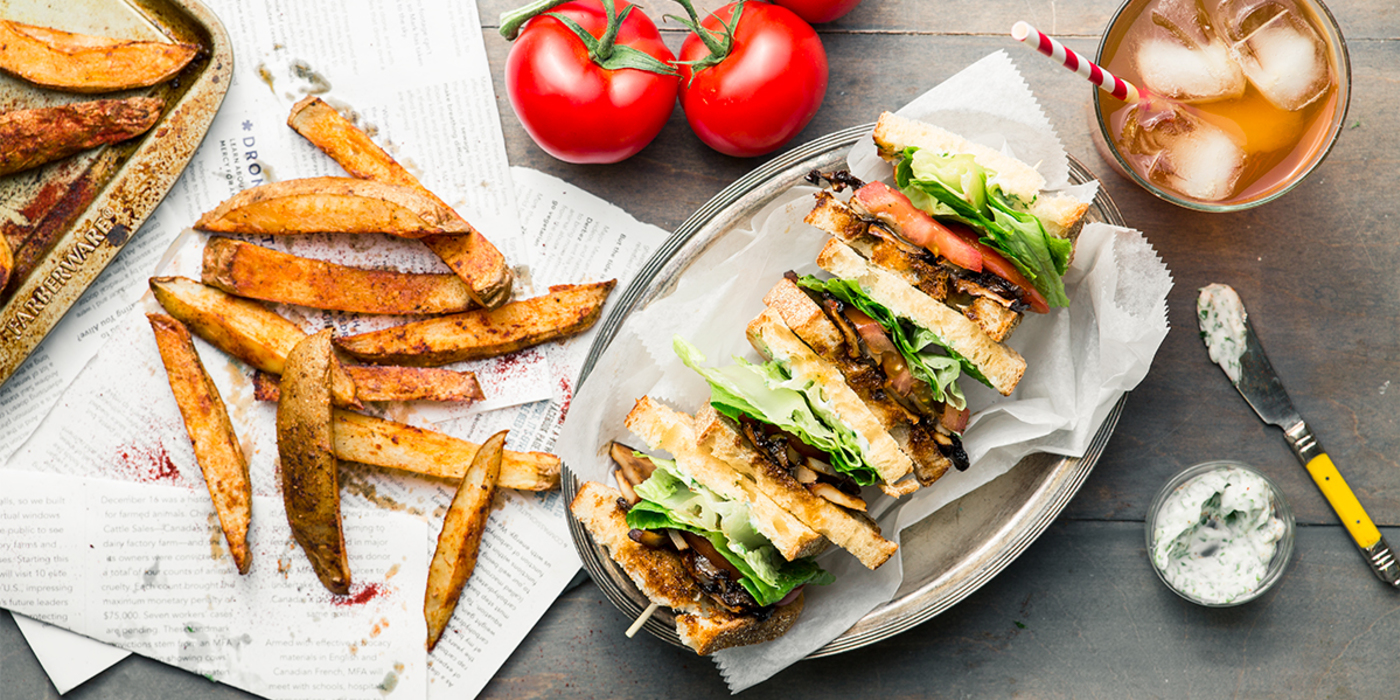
[0,20,197,92]
[147,313,253,574]
[0,97,163,176]
[201,237,477,315]
[287,96,512,308]
[331,410,559,492]
[195,177,471,238]
[424,429,506,650]
[335,280,617,366]
[276,329,351,595]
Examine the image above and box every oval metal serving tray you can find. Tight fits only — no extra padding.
[565,123,1128,657]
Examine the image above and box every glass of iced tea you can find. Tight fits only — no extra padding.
[1091,0,1350,211]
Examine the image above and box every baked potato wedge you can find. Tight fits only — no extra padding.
[195,177,471,238]
[277,329,351,595]
[251,366,484,405]
[420,233,512,311]
[286,96,512,308]
[149,276,361,408]
[331,410,558,492]
[335,280,617,366]
[424,429,505,651]
[147,313,253,574]
[0,20,198,93]
[0,97,163,176]
[201,237,476,315]
[0,234,12,296]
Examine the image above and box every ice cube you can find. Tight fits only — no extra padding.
[1233,15,1331,110]
[1209,0,1331,110]
[1136,0,1247,103]
[1137,36,1246,103]
[1119,103,1246,202]
[1157,120,1247,201]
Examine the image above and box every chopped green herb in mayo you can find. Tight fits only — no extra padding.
[1197,283,1248,383]
[1151,466,1286,604]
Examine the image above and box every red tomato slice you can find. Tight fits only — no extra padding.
[853,182,982,272]
[945,222,1049,314]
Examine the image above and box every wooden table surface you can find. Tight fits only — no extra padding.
[6,1,1400,697]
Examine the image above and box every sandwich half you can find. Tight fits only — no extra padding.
[570,396,836,653]
[759,276,969,489]
[570,480,810,655]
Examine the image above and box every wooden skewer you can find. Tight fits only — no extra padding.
[625,601,661,638]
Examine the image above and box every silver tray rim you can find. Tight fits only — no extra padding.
[564,123,1128,657]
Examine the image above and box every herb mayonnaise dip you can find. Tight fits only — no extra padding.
[1197,283,1248,383]
[1150,465,1288,605]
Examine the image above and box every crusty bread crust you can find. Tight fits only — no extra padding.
[625,397,827,561]
[873,111,1047,197]
[746,308,913,486]
[695,405,898,570]
[817,239,1026,395]
[570,481,712,615]
[677,592,806,656]
[762,276,845,358]
[571,481,809,655]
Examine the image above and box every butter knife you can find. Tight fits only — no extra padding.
[1197,284,1400,586]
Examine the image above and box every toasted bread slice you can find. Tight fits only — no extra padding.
[624,397,828,561]
[804,191,1021,343]
[570,481,805,655]
[871,111,1089,242]
[695,405,898,569]
[762,278,955,487]
[745,307,913,487]
[571,481,712,615]
[816,239,1026,396]
[676,591,805,656]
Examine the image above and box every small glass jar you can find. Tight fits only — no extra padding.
[1146,460,1295,606]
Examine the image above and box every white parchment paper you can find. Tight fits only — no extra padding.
[555,51,1173,693]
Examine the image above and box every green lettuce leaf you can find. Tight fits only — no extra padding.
[797,275,975,402]
[673,337,883,485]
[895,146,1071,308]
[625,456,832,606]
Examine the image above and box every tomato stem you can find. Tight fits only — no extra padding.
[593,0,623,60]
[499,0,575,40]
[501,0,679,76]
[665,0,744,76]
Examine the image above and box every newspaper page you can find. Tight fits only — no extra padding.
[5,167,670,699]
[0,469,430,700]
[0,0,524,459]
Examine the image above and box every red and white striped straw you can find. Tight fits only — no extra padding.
[1011,21,1142,104]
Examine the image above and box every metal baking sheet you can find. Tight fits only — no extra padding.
[565,124,1129,656]
[0,0,232,387]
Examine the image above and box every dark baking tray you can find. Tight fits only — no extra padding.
[0,0,232,387]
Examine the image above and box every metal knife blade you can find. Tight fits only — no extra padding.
[1234,315,1304,433]
[1198,284,1400,587]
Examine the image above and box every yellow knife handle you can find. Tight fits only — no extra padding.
[1305,453,1381,548]
[1304,453,1400,586]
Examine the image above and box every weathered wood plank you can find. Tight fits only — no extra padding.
[477,522,1400,698]
[479,1,1400,40]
